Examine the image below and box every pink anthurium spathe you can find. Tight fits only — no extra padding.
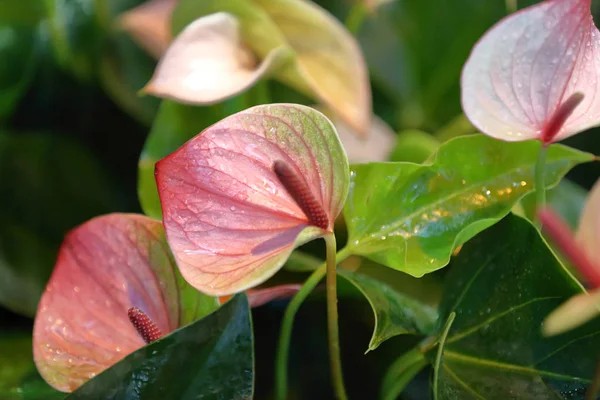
[461,0,600,144]
[33,213,300,392]
[32,214,219,392]
[155,104,349,296]
[540,179,600,335]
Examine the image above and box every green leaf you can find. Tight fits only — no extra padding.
[0,24,38,121]
[0,132,123,316]
[381,346,428,400]
[432,214,600,399]
[339,269,438,352]
[0,334,64,400]
[521,179,588,230]
[343,135,593,278]
[67,294,254,399]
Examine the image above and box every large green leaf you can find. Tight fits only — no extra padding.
[432,214,600,399]
[339,269,437,352]
[0,334,65,400]
[343,135,593,278]
[0,132,123,316]
[67,294,254,399]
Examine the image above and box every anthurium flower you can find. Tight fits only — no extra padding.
[155,104,349,296]
[540,179,600,335]
[141,0,371,136]
[33,214,218,392]
[143,12,291,105]
[461,0,600,144]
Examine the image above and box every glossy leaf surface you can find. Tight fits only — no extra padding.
[144,13,290,105]
[339,269,437,351]
[156,104,348,295]
[0,133,123,317]
[432,214,600,399]
[462,0,600,142]
[67,294,253,400]
[344,135,593,277]
[33,214,218,392]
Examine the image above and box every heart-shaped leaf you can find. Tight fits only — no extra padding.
[155,104,349,295]
[33,214,218,392]
[144,12,291,105]
[339,269,438,352]
[66,294,253,400]
[432,214,600,399]
[343,135,593,277]
[462,0,600,142]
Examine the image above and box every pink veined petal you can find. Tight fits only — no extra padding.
[461,0,600,142]
[33,214,179,392]
[155,104,348,296]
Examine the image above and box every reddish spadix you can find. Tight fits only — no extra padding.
[155,104,349,296]
[33,213,302,392]
[461,0,600,144]
[32,214,217,392]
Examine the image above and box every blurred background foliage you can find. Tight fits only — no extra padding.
[1,0,599,399]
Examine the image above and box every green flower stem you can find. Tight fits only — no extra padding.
[534,144,548,225]
[433,312,456,400]
[275,245,351,400]
[324,234,348,400]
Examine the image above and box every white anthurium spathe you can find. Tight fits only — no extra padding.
[142,12,291,105]
[461,0,600,144]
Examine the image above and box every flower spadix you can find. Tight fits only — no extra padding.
[541,179,600,336]
[461,0,600,143]
[33,214,217,392]
[155,104,349,296]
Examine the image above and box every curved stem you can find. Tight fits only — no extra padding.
[325,234,348,400]
[534,144,548,227]
[433,312,456,400]
[275,246,351,400]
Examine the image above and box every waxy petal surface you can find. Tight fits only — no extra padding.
[155,104,349,296]
[118,0,177,59]
[144,13,289,105]
[462,0,600,142]
[218,284,302,307]
[543,290,600,336]
[33,214,216,392]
